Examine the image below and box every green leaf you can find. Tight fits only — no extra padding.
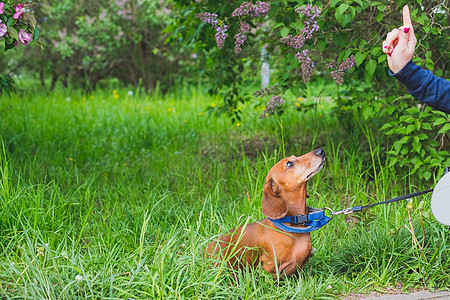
[7,27,19,41]
[433,118,447,126]
[338,3,349,15]
[33,27,40,41]
[330,0,341,8]
[438,123,450,134]
[418,133,428,140]
[415,120,421,131]
[376,11,384,22]
[388,157,398,167]
[438,151,450,157]
[354,51,366,67]
[422,122,432,130]
[412,136,421,153]
[280,27,289,38]
[365,59,376,76]
[399,115,415,123]
[362,105,373,120]
[429,140,440,147]
[317,40,327,52]
[406,124,415,134]
[430,159,441,167]
[289,86,300,98]
[339,14,352,27]
[379,123,392,131]
[23,12,37,29]
[378,55,386,63]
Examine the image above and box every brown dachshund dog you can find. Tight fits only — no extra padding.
[206,148,326,277]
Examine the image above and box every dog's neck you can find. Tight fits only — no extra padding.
[284,185,308,216]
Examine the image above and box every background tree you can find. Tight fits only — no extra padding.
[13,0,195,92]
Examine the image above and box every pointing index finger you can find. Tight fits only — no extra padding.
[403,5,412,28]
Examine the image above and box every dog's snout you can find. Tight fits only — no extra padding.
[314,148,325,157]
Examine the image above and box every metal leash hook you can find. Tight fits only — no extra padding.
[331,205,363,216]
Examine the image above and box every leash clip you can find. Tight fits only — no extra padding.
[343,207,354,214]
[332,205,363,215]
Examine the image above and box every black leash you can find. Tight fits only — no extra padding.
[331,189,434,216]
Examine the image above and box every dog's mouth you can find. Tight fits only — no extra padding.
[306,159,325,179]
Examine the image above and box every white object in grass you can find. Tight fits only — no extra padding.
[431,172,450,226]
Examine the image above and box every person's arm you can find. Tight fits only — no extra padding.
[390,60,450,113]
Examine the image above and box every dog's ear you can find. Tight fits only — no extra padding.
[262,178,287,219]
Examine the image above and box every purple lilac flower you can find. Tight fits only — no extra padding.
[198,1,269,52]
[281,4,320,50]
[326,55,355,85]
[281,5,320,49]
[115,0,126,8]
[280,34,307,50]
[296,49,315,82]
[235,21,251,54]
[232,1,270,17]
[0,2,4,15]
[196,12,218,26]
[58,28,67,40]
[196,12,227,49]
[261,95,285,118]
[295,5,321,21]
[85,15,96,25]
[0,22,6,38]
[280,5,321,82]
[215,25,229,49]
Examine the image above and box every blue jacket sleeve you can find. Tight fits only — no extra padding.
[389,60,450,114]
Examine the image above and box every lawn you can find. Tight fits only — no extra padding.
[0,86,448,299]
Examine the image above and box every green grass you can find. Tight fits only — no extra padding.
[0,86,448,299]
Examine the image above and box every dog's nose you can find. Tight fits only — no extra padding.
[314,148,325,157]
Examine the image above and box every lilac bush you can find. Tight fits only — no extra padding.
[196,1,270,54]
[195,3,356,119]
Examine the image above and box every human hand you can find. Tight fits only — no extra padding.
[382,5,417,74]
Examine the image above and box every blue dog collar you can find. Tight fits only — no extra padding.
[268,207,331,233]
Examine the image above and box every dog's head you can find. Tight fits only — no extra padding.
[262,148,325,219]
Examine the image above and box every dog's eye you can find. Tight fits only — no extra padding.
[286,161,295,169]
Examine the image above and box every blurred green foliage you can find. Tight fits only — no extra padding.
[2,0,197,91]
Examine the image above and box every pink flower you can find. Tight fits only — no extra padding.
[326,55,355,85]
[0,2,4,14]
[18,29,33,45]
[0,23,6,38]
[215,25,229,49]
[13,4,23,19]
